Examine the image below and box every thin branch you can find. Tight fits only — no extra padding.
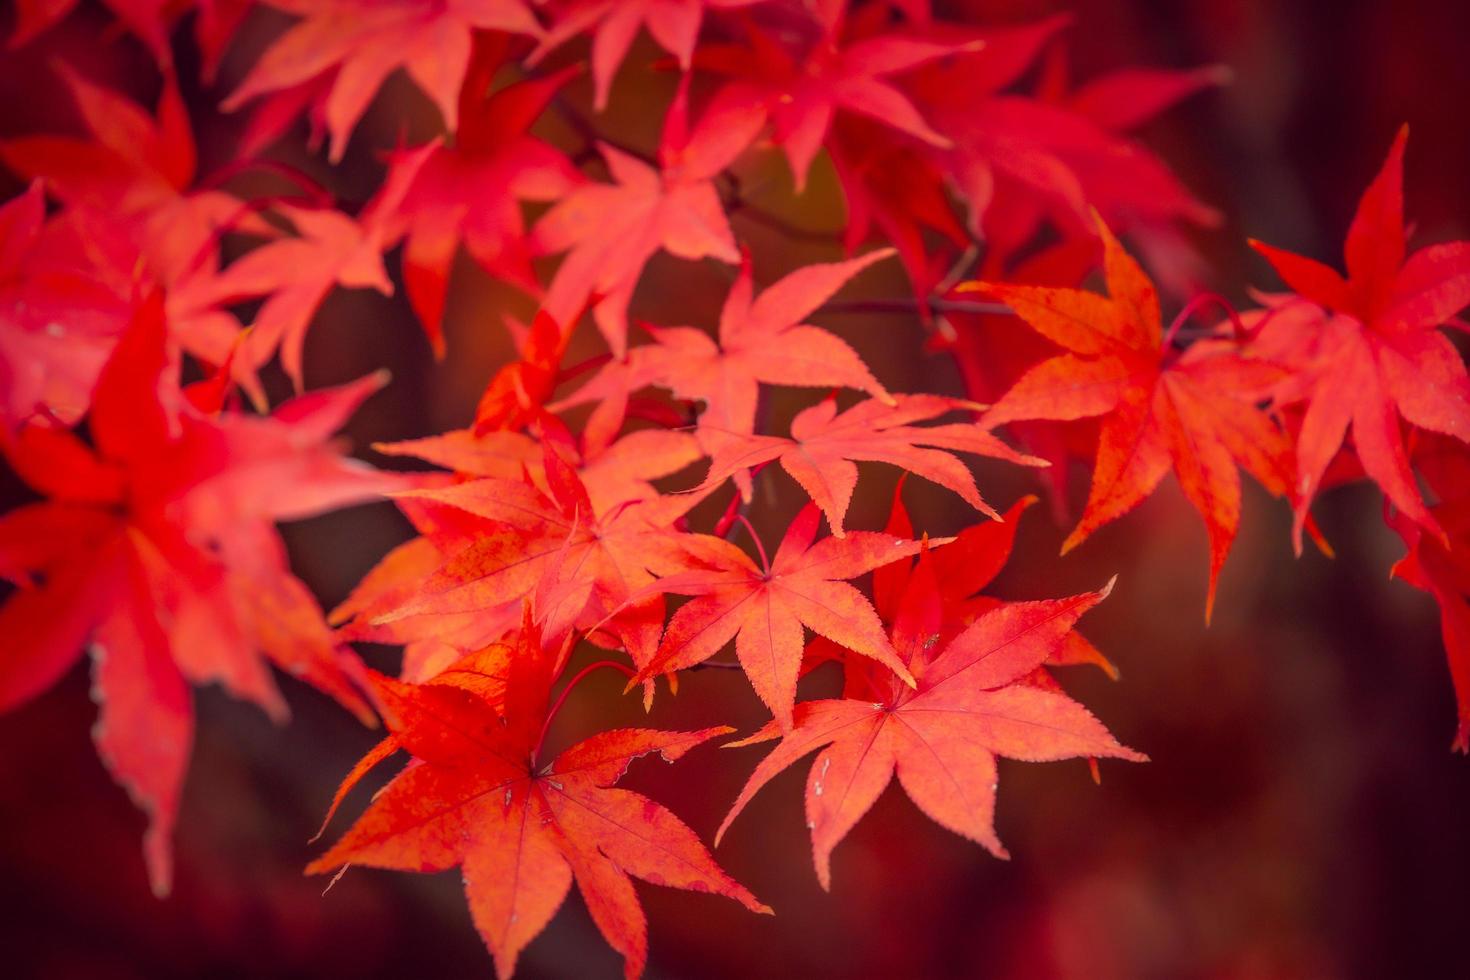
[719,169,845,245]
[551,95,659,167]
[936,244,981,295]
[727,197,846,245]
[820,296,1013,317]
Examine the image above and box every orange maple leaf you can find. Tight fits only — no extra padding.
[963,216,1294,619]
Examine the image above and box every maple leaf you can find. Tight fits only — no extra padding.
[6,0,254,77]
[696,13,972,189]
[532,0,762,110]
[308,618,770,980]
[370,441,698,669]
[190,144,434,394]
[383,36,584,350]
[630,502,920,728]
[825,116,970,299]
[26,1,258,82]
[717,571,1142,889]
[328,498,522,680]
[941,236,1104,514]
[689,392,1043,536]
[0,64,254,284]
[904,18,1220,263]
[531,81,754,355]
[0,294,402,895]
[963,217,1295,618]
[222,0,543,162]
[1389,435,1470,751]
[472,309,574,434]
[867,487,1117,679]
[374,416,700,514]
[0,64,271,378]
[557,248,895,460]
[1247,126,1470,548]
[0,181,138,426]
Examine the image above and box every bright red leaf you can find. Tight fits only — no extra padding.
[309,617,770,980]
[690,392,1042,536]
[717,572,1141,889]
[0,294,401,895]
[632,502,921,728]
[965,217,1295,618]
[1248,126,1470,548]
[223,0,543,162]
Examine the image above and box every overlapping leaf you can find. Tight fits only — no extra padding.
[223,0,543,161]
[0,294,402,895]
[310,617,769,979]
[689,392,1042,536]
[965,218,1295,617]
[631,502,921,728]
[718,556,1141,889]
[1246,126,1470,548]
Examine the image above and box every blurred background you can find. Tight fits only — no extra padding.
[2,0,1470,977]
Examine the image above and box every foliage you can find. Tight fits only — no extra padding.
[1,1,1467,975]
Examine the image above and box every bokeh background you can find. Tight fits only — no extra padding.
[3,1,1470,977]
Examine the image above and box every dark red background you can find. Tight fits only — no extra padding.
[2,1,1469,977]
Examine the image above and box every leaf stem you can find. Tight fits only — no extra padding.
[198,158,333,205]
[733,513,771,575]
[1163,291,1248,349]
[534,659,637,764]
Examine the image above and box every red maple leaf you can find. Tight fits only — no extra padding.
[383,36,584,351]
[696,10,972,189]
[0,64,251,281]
[941,236,1103,515]
[557,249,895,461]
[472,309,574,434]
[863,487,1117,679]
[309,615,770,979]
[1247,126,1470,548]
[690,392,1042,535]
[0,181,137,426]
[328,497,517,680]
[378,415,700,513]
[0,65,263,371]
[0,294,402,895]
[717,560,1141,889]
[964,218,1295,617]
[6,0,251,78]
[1389,434,1470,751]
[532,0,762,110]
[190,144,434,395]
[370,441,698,669]
[531,81,753,355]
[825,115,971,299]
[903,17,1220,276]
[223,0,543,162]
[630,502,921,728]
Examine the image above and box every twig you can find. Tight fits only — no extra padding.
[936,244,981,295]
[820,297,1013,317]
[727,198,845,245]
[551,95,659,167]
[719,170,844,245]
